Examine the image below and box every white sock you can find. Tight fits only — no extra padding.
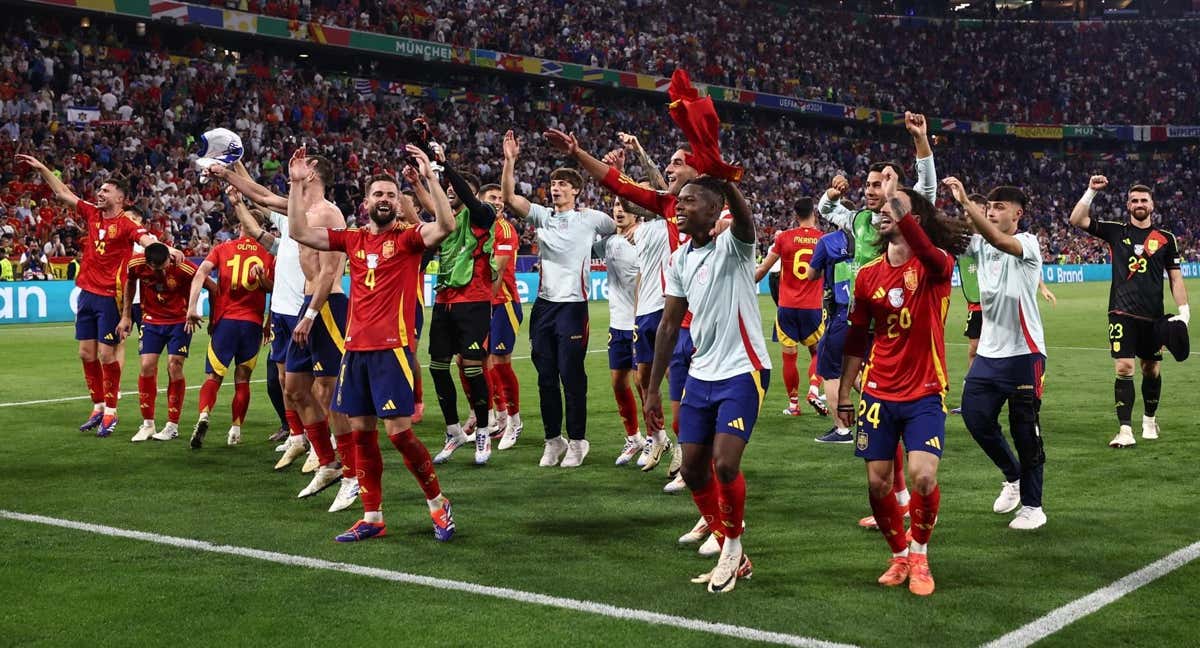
[893,548,910,558]
[143,419,154,427]
[652,430,668,445]
[896,488,911,507]
[510,412,522,428]
[836,426,850,435]
[426,494,446,512]
[229,425,241,435]
[198,412,209,422]
[103,406,117,416]
[910,541,928,555]
[364,511,383,523]
[446,423,463,437]
[92,402,104,413]
[722,535,743,559]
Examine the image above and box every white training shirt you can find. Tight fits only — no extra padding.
[269,211,305,317]
[966,232,1046,358]
[665,230,772,381]
[602,233,639,331]
[526,203,616,302]
[633,218,671,316]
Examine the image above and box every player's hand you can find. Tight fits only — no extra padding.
[617,132,642,152]
[543,129,579,156]
[116,317,132,341]
[15,153,48,172]
[262,325,273,347]
[1089,175,1108,191]
[835,399,855,430]
[710,216,731,238]
[502,130,521,161]
[288,147,314,184]
[167,247,186,264]
[207,162,230,179]
[602,148,626,172]
[1169,304,1190,326]
[1040,284,1058,306]
[224,184,242,202]
[402,163,420,186]
[905,111,927,138]
[643,390,665,433]
[405,145,434,179]
[826,175,848,201]
[942,176,968,205]
[428,142,447,163]
[186,311,203,334]
[292,317,313,347]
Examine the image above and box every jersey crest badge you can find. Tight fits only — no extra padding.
[696,265,710,287]
[1134,244,1144,256]
[903,267,918,292]
[1145,231,1167,255]
[382,240,395,259]
[107,225,118,238]
[888,287,905,308]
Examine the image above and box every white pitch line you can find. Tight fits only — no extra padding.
[0,379,267,408]
[981,540,1200,648]
[0,510,856,648]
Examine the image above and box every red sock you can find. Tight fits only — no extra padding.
[690,476,725,548]
[285,409,304,437]
[413,363,424,404]
[388,428,441,500]
[495,363,520,414]
[82,359,104,405]
[869,490,909,553]
[101,361,122,409]
[807,352,821,391]
[909,485,940,545]
[231,382,251,425]
[353,429,384,512]
[138,374,157,420]
[717,471,747,540]
[335,433,356,479]
[198,378,220,414]
[167,378,185,423]
[781,351,799,400]
[304,419,336,465]
[486,366,505,412]
[893,444,907,495]
[457,365,472,402]
[614,382,639,435]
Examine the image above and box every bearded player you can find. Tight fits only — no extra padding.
[835,169,969,597]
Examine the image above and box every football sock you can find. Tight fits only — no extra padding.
[690,476,724,548]
[304,419,336,466]
[82,359,104,407]
[198,377,220,415]
[485,365,504,412]
[457,363,472,402]
[909,485,941,545]
[335,432,356,478]
[463,365,491,433]
[717,471,747,540]
[266,365,287,427]
[353,429,383,513]
[231,382,251,426]
[495,363,520,414]
[166,378,185,423]
[428,359,459,425]
[138,374,157,421]
[1142,375,1161,417]
[807,353,820,392]
[101,361,122,409]
[781,351,799,400]
[285,409,304,437]
[614,382,639,435]
[388,427,441,500]
[1115,375,1135,426]
[869,490,909,554]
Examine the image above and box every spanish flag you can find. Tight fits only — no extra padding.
[667,70,743,182]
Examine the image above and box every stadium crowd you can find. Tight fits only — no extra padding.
[207,0,1200,125]
[2,14,1198,280]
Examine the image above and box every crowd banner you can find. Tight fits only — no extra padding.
[27,0,1200,142]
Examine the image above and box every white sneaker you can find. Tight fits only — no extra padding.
[679,517,709,544]
[227,426,242,446]
[707,548,745,593]
[539,435,568,467]
[328,477,360,512]
[274,440,289,452]
[298,464,342,498]
[274,436,308,470]
[300,448,320,473]
[1142,415,1160,440]
[433,427,471,464]
[151,422,179,441]
[498,414,522,450]
[1109,425,1136,448]
[131,421,156,443]
[667,442,683,478]
[663,474,687,493]
[561,439,590,468]
[1009,505,1047,530]
[640,435,670,472]
[698,533,721,557]
[993,480,1021,514]
[615,433,645,466]
[636,437,651,467]
[474,430,492,465]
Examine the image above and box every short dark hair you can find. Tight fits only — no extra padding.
[125,204,147,221]
[682,176,727,207]
[366,174,400,193]
[901,188,971,257]
[550,168,584,192]
[145,242,170,266]
[1129,184,1153,197]
[967,193,988,207]
[458,172,481,195]
[868,161,906,185]
[987,186,1028,209]
[478,183,501,194]
[103,177,129,196]
[308,154,334,187]
[795,197,814,217]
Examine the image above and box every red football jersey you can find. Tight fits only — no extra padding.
[327,224,427,351]
[492,217,520,305]
[205,236,274,325]
[126,256,197,325]
[773,226,825,309]
[75,201,148,297]
[436,218,493,304]
[850,250,953,402]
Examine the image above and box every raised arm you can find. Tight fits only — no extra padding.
[501,130,532,218]
[209,160,289,213]
[404,145,456,248]
[1069,175,1107,230]
[944,177,1023,257]
[906,112,937,203]
[544,129,612,184]
[226,185,275,249]
[286,149,331,251]
[294,203,345,345]
[618,132,668,191]
[15,154,79,208]
[818,174,854,230]
[721,180,755,244]
[883,169,951,279]
[432,144,495,231]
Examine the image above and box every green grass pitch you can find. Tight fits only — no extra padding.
[1,280,1197,647]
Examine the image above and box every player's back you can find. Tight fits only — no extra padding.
[775,226,825,309]
[207,236,273,325]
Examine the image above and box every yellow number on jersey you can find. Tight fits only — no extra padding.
[365,268,377,290]
[857,399,881,427]
[792,248,814,280]
[94,240,107,255]
[885,307,912,339]
[225,254,266,290]
[1127,256,1148,274]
